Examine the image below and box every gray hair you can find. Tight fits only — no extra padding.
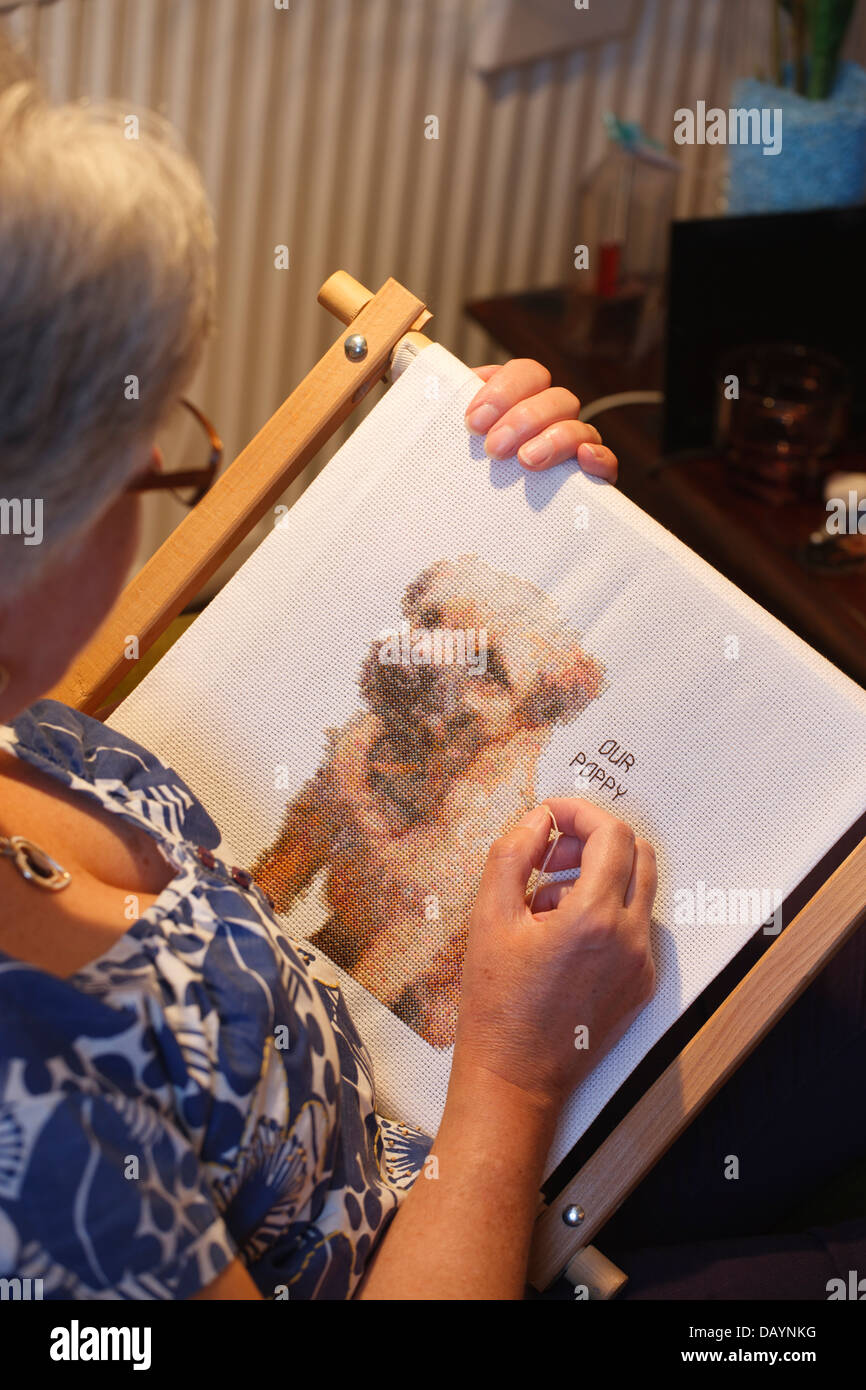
[0,36,216,590]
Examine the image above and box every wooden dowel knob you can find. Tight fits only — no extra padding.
[564,1245,628,1300]
[318,270,433,332]
[317,271,374,325]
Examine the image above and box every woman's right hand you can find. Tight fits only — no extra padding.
[359,802,656,1299]
[453,797,657,1117]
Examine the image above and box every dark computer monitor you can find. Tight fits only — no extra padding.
[662,205,866,455]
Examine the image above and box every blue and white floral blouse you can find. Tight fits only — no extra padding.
[0,700,432,1300]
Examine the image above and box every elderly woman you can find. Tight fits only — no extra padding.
[0,50,656,1300]
[3,40,865,1309]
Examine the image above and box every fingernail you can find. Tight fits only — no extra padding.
[485,427,517,460]
[519,805,551,832]
[465,402,499,434]
[519,436,552,467]
[579,443,603,460]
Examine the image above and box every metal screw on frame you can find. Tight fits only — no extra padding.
[344,333,368,362]
[562,1204,585,1227]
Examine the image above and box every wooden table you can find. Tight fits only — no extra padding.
[467,287,866,688]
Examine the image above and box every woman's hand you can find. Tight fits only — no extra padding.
[358,797,656,1300]
[454,797,657,1116]
[466,359,618,482]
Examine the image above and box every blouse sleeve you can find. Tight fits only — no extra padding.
[11,698,222,850]
[0,1085,238,1299]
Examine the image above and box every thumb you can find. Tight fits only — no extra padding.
[476,805,554,922]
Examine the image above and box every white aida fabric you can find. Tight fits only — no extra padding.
[110,343,866,1177]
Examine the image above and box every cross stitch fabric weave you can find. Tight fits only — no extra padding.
[110,342,866,1176]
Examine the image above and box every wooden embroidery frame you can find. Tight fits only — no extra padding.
[51,272,866,1299]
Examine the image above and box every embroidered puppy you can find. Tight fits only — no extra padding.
[252,554,606,1048]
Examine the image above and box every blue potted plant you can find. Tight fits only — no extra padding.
[728,0,866,213]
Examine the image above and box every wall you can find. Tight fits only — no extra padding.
[6,0,866,585]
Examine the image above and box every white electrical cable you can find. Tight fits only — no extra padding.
[580,390,664,424]
[391,348,664,434]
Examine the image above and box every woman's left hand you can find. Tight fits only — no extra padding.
[466,358,617,482]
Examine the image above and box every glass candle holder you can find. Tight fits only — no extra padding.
[715,343,849,505]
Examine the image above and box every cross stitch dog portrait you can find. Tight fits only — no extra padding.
[252,554,607,1048]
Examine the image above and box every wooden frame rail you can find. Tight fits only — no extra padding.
[529,835,866,1289]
